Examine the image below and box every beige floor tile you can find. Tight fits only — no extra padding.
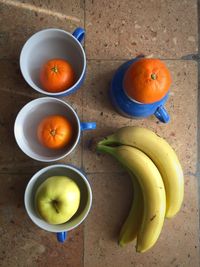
[0,0,84,59]
[82,60,197,174]
[85,0,198,59]
[0,1,199,266]
[0,60,82,172]
[84,173,199,267]
[0,173,84,267]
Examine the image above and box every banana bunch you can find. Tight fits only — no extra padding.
[96,126,184,253]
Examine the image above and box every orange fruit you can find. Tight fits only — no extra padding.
[37,115,73,149]
[123,58,172,104]
[40,59,75,93]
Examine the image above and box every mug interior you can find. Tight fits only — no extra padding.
[24,165,92,232]
[14,98,80,161]
[20,29,85,93]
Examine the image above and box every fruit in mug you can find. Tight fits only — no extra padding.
[37,115,73,149]
[40,58,75,92]
[123,58,172,103]
[35,176,80,224]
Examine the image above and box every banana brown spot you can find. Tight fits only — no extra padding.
[150,215,156,221]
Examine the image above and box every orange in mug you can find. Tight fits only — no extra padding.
[37,115,73,149]
[40,59,75,93]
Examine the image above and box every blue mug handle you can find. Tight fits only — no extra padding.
[72,27,85,43]
[57,232,67,243]
[154,106,170,123]
[80,122,96,131]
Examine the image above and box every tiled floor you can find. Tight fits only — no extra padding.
[0,0,199,266]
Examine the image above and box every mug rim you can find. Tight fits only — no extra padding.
[24,164,92,233]
[123,87,170,106]
[19,28,86,96]
[14,97,81,162]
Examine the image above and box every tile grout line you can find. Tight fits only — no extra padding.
[196,0,200,260]
[83,1,86,267]
[86,56,200,61]
[0,56,199,62]
[196,0,200,256]
[84,59,198,61]
[197,63,200,250]
[0,170,197,176]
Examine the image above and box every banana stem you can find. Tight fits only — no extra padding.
[97,135,118,146]
[96,144,116,156]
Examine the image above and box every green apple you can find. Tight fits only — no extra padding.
[35,176,80,224]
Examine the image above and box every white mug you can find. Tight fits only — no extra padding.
[20,28,86,97]
[24,164,92,242]
[14,97,96,162]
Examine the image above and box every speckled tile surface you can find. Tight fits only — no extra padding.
[0,0,84,59]
[0,0,199,266]
[85,0,198,59]
[86,0,198,59]
[82,60,197,174]
[84,173,199,267]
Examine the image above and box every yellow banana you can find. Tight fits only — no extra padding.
[98,126,184,218]
[118,174,143,247]
[97,144,166,253]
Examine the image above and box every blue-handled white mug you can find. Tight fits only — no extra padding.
[24,164,92,243]
[14,97,96,162]
[110,57,170,123]
[20,27,86,97]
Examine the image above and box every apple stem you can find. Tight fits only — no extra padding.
[52,200,59,213]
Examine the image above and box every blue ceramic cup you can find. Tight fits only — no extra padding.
[24,164,92,243]
[110,57,170,123]
[20,27,86,97]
